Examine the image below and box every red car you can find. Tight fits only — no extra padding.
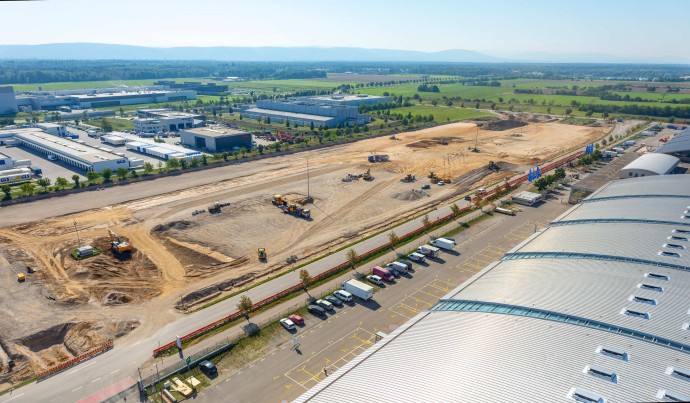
[288,314,304,326]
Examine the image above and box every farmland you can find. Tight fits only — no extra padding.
[383,105,493,123]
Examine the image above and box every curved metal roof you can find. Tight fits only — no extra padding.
[656,128,690,154]
[619,153,679,175]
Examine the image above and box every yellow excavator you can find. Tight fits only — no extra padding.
[362,168,373,181]
[272,194,287,206]
[108,230,132,255]
[258,248,267,261]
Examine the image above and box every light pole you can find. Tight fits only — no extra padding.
[73,220,81,248]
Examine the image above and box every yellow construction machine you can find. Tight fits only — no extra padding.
[428,171,439,181]
[257,248,267,261]
[362,168,373,181]
[108,230,132,255]
[272,194,287,206]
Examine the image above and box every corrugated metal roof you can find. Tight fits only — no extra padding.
[556,197,690,224]
[619,153,680,175]
[587,175,690,200]
[296,312,690,402]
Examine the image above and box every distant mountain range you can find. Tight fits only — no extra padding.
[0,43,687,64]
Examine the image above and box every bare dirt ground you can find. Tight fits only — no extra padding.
[0,117,609,386]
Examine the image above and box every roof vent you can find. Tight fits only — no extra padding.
[657,389,690,402]
[621,308,650,320]
[645,273,670,281]
[567,387,606,403]
[659,251,681,258]
[583,365,618,383]
[664,243,686,250]
[666,366,690,382]
[674,229,690,234]
[669,235,689,242]
[638,283,664,292]
[596,346,628,361]
[631,295,657,306]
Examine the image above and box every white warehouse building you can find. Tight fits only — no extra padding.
[9,129,129,173]
[619,153,680,179]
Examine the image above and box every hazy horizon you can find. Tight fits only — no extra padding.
[1,0,688,62]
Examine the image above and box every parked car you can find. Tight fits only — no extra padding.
[280,318,295,330]
[316,299,334,311]
[288,314,304,325]
[333,290,353,302]
[437,181,445,186]
[307,304,326,316]
[408,252,426,262]
[421,183,431,189]
[367,275,384,286]
[199,360,217,377]
[324,295,343,307]
[464,195,472,201]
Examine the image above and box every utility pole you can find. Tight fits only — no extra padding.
[474,126,479,152]
[73,220,81,248]
[307,157,310,201]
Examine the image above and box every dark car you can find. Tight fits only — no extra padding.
[324,295,343,307]
[464,195,472,201]
[199,360,217,377]
[307,304,326,316]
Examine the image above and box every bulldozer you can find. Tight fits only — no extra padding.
[108,230,132,256]
[402,174,416,182]
[442,177,452,184]
[257,248,267,261]
[362,168,373,181]
[272,194,287,206]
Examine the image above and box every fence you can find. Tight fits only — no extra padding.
[36,340,113,381]
[152,145,588,357]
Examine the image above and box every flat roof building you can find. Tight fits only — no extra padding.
[180,126,252,152]
[241,98,371,128]
[303,94,390,107]
[296,174,690,403]
[15,90,196,111]
[619,152,680,179]
[6,129,129,172]
[0,86,18,115]
[135,109,204,132]
[656,128,690,162]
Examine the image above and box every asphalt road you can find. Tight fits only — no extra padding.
[194,193,573,402]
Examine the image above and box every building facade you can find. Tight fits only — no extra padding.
[241,98,371,128]
[133,118,163,134]
[0,86,18,115]
[180,126,252,152]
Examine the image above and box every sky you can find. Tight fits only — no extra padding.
[1,0,689,59]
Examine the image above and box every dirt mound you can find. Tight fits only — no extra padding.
[176,271,256,310]
[406,137,463,149]
[485,119,528,131]
[152,220,195,233]
[391,190,426,201]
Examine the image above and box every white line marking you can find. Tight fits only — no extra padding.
[109,369,120,375]
[133,340,145,346]
[72,387,83,392]
[66,360,97,375]
[2,393,25,403]
[91,377,101,383]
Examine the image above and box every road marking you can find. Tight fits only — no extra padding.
[109,369,120,375]
[133,340,145,346]
[72,387,83,392]
[2,393,25,403]
[91,377,101,383]
[66,360,97,375]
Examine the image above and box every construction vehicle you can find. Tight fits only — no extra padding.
[257,248,267,261]
[428,171,439,181]
[362,168,373,181]
[402,174,416,182]
[283,203,311,218]
[487,161,501,172]
[368,153,390,163]
[442,177,452,184]
[108,230,132,255]
[272,194,287,206]
[208,202,221,213]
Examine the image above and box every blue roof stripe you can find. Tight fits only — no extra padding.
[584,194,690,203]
[503,251,690,272]
[552,218,690,227]
[431,299,690,354]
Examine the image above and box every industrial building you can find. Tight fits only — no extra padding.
[180,126,252,152]
[296,175,690,403]
[14,89,196,111]
[4,128,129,173]
[35,123,68,137]
[135,109,204,132]
[656,128,690,162]
[0,86,18,115]
[619,153,680,179]
[154,81,229,95]
[241,98,372,128]
[44,109,115,122]
[126,140,203,163]
[303,94,390,107]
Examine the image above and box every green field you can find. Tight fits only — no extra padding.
[9,77,216,92]
[387,105,492,122]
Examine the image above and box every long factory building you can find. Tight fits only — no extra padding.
[296,174,690,403]
[1,128,130,173]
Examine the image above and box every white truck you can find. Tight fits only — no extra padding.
[418,244,440,258]
[386,261,409,275]
[430,238,456,251]
[341,279,374,301]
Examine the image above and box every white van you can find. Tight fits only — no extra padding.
[47,154,57,161]
[408,252,426,262]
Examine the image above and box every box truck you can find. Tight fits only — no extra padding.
[372,266,395,282]
[430,238,455,251]
[417,245,440,258]
[341,279,374,300]
[386,261,409,275]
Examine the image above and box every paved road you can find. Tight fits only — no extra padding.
[193,193,573,402]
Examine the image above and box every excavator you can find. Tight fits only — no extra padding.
[272,194,287,206]
[428,171,439,181]
[108,230,132,255]
[257,248,267,261]
[362,168,373,181]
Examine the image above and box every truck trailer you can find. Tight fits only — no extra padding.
[430,238,455,251]
[341,279,374,300]
[417,244,440,258]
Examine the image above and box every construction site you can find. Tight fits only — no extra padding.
[0,116,611,387]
